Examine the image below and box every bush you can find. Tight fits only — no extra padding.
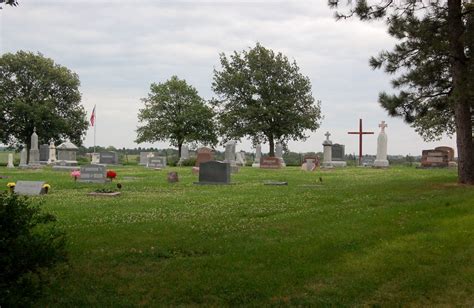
[0,193,67,306]
[178,157,197,166]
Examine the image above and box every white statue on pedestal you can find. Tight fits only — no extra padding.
[374,121,389,168]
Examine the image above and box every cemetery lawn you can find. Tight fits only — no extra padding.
[2,166,473,306]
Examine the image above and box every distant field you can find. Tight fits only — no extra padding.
[0,166,473,306]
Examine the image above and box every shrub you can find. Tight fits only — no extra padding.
[178,157,197,166]
[0,193,67,306]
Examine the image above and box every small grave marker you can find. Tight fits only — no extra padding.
[167,172,179,183]
[260,157,282,169]
[147,156,166,168]
[15,181,45,196]
[78,165,108,183]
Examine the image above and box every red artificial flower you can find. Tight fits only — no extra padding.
[106,170,117,179]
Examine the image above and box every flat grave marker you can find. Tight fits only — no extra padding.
[15,181,45,196]
[78,164,108,183]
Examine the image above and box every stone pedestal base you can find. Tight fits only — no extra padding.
[252,163,260,168]
[374,159,389,168]
[331,161,347,168]
[321,162,333,169]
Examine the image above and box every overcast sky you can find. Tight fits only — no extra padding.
[0,0,457,155]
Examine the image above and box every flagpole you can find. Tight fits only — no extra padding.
[93,105,96,154]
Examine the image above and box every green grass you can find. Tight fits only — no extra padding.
[1,166,473,306]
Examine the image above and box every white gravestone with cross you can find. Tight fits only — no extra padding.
[322,131,333,168]
[374,121,389,168]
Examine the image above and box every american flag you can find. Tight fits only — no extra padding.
[90,105,96,126]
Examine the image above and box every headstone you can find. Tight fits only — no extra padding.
[28,128,41,167]
[39,144,49,163]
[252,144,262,168]
[374,121,389,168]
[91,153,100,164]
[275,143,286,167]
[362,157,375,167]
[53,141,79,170]
[78,164,108,183]
[147,156,166,168]
[196,161,231,184]
[14,181,45,196]
[434,146,455,162]
[7,153,14,168]
[195,147,214,166]
[47,141,57,164]
[178,145,189,165]
[421,150,449,168]
[236,151,246,167]
[322,132,333,168]
[140,152,157,165]
[331,144,345,161]
[167,172,179,183]
[99,151,119,164]
[260,157,282,169]
[224,141,237,165]
[331,144,347,167]
[302,158,317,171]
[19,146,28,168]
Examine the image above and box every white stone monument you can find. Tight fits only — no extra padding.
[47,140,57,165]
[224,140,239,172]
[275,142,286,167]
[28,128,41,167]
[252,144,261,168]
[7,153,15,168]
[374,121,389,168]
[236,151,246,166]
[178,145,189,165]
[322,131,333,168]
[19,146,28,168]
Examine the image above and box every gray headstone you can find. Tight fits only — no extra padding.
[99,152,119,164]
[147,156,166,168]
[15,181,45,196]
[39,144,49,162]
[78,164,107,183]
[140,152,157,165]
[28,129,40,166]
[332,144,345,161]
[19,146,28,167]
[197,161,231,184]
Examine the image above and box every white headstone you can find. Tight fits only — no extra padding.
[236,151,246,166]
[322,131,333,168]
[178,145,189,165]
[374,121,389,168]
[47,141,57,165]
[275,143,286,167]
[28,128,41,167]
[252,144,261,168]
[7,153,14,168]
[19,146,28,167]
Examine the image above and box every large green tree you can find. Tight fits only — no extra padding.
[212,43,322,156]
[328,0,474,184]
[136,76,217,156]
[0,51,88,150]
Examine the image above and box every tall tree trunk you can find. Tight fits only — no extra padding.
[178,142,182,158]
[448,0,474,184]
[268,135,275,157]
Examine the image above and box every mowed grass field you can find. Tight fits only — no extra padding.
[1,165,473,306]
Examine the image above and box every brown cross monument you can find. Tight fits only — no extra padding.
[348,119,374,166]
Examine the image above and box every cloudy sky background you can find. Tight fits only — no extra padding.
[0,0,457,156]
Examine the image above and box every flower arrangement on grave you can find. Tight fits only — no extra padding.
[7,182,15,193]
[71,170,81,182]
[42,184,51,194]
[106,170,117,181]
